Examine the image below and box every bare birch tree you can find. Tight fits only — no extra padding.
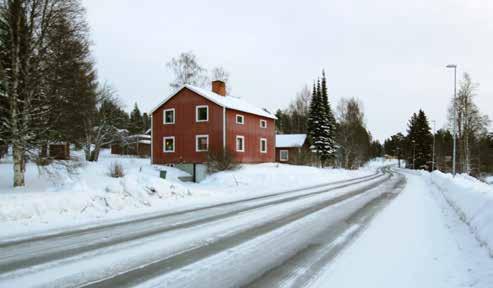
[167,51,207,89]
[448,73,490,174]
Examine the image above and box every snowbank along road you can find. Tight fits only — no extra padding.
[0,167,405,288]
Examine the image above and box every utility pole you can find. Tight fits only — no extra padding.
[446,64,457,176]
[432,120,436,171]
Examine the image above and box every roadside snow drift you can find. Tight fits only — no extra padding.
[430,171,493,256]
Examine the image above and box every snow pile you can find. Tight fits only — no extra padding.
[364,157,400,169]
[430,171,493,256]
[0,150,196,224]
[485,176,493,185]
[199,163,372,194]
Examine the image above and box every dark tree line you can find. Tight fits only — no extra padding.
[384,105,491,176]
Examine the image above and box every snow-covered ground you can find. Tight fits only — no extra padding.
[364,157,400,169]
[486,176,493,185]
[310,171,493,288]
[0,149,373,238]
[430,171,493,256]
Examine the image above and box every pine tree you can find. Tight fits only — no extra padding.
[406,110,433,170]
[128,103,144,134]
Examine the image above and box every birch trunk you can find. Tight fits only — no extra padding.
[12,144,24,187]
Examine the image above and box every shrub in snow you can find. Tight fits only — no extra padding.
[109,162,125,178]
[207,148,238,173]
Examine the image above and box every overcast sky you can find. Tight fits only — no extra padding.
[82,0,492,141]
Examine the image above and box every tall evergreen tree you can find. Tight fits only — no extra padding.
[308,79,333,166]
[142,112,151,133]
[128,103,144,134]
[406,110,433,170]
[320,70,337,161]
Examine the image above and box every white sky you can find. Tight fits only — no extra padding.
[82,0,493,141]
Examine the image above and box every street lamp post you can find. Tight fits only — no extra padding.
[432,120,436,171]
[446,64,457,176]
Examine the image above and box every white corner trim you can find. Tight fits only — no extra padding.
[223,106,226,150]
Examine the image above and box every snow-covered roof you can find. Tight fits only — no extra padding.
[276,134,307,148]
[150,84,276,119]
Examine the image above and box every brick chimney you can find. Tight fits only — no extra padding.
[212,80,226,96]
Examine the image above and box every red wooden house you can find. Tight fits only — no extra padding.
[150,81,276,165]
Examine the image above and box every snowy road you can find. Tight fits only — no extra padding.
[2,168,491,288]
[0,167,404,287]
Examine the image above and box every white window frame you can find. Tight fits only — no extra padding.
[260,119,267,128]
[260,138,267,153]
[195,134,209,152]
[236,135,245,152]
[196,105,209,122]
[280,149,289,161]
[163,108,175,124]
[163,136,175,153]
[236,114,245,125]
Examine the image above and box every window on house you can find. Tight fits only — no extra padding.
[236,114,244,125]
[280,150,289,161]
[196,135,209,152]
[260,119,267,128]
[163,108,175,124]
[163,137,175,153]
[236,136,245,152]
[260,138,267,153]
[196,106,209,122]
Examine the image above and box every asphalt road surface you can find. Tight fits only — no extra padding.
[0,167,405,288]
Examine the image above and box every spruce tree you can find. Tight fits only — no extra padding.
[128,103,144,135]
[320,71,337,162]
[406,110,433,170]
[308,82,322,155]
[142,112,151,133]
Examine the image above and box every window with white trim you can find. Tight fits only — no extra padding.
[236,136,245,152]
[260,138,267,153]
[260,119,267,128]
[163,136,175,153]
[195,135,209,152]
[163,108,175,124]
[280,150,289,161]
[236,114,244,125]
[196,105,209,122]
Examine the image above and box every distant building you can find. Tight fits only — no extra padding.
[275,134,308,164]
[111,134,151,157]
